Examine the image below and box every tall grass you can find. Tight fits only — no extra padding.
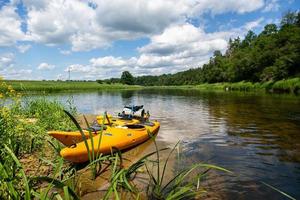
[0,82,81,199]
[0,97,77,155]
[272,78,300,93]
[1,79,78,155]
[0,145,80,200]
[192,78,300,93]
[0,80,141,93]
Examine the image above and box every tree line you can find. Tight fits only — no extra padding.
[98,11,300,86]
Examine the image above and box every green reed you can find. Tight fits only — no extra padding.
[63,110,110,180]
[144,135,231,200]
[0,145,79,200]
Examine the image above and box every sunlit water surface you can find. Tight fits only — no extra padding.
[29,89,300,199]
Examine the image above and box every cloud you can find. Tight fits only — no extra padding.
[21,0,265,51]
[37,62,55,70]
[0,52,33,80]
[0,5,25,46]
[0,67,32,80]
[0,53,15,69]
[94,0,188,34]
[190,0,264,15]
[136,23,232,69]
[263,0,280,12]
[243,17,264,30]
[90,56,137,68]
[17,44,32,53]
[65,64,91,73]
[25,0,96,46]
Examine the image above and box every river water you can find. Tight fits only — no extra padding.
[34,89,300,199]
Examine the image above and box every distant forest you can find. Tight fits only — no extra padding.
[99,11,300,86]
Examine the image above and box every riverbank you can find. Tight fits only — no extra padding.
[1,78,299,94]
[0,80,142,92]
[192,78,300,94]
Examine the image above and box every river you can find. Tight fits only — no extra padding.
[30,89,300,199]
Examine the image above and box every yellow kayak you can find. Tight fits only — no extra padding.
[48,130,96,147]
[48,116,140,146]
[96,114,140,126]
[60,121,160,163]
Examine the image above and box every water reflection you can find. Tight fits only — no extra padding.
[28,90,300,199]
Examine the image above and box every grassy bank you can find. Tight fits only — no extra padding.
[197,78,300,94]
[146,78,300,94]
[0,80,141,93]
[1,78,299,94]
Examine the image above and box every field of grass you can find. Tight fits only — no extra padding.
[0,80,142,93]
[1,78,299,94]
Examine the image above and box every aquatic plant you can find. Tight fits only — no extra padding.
[144,138,231,200]
[103,147,169,199]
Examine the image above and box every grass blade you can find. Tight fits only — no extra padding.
[83,115,95,161]
[160,141,180,187]
[261,181,296,200]
[63,110,92,162]
[63,185,70,200]
[30,176,80,200]
[0,162,19,199]
[4,144,31,200]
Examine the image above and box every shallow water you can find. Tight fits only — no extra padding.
[31,89,300,199]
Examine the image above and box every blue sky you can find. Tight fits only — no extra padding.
[0,0,299,80]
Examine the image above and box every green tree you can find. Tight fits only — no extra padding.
[262,24,278,35]
[241,30,257,47]
[281,11,298,26]
[120,71,135,85]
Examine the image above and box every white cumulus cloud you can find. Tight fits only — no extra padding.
[263,0,280,12]
[21,0,265,51]
[0,5,25,46]
[0,67,33,80]
[37,62,55,70]
[190,0,264,15]
[65,64,91,73]
[0,53,15,69]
